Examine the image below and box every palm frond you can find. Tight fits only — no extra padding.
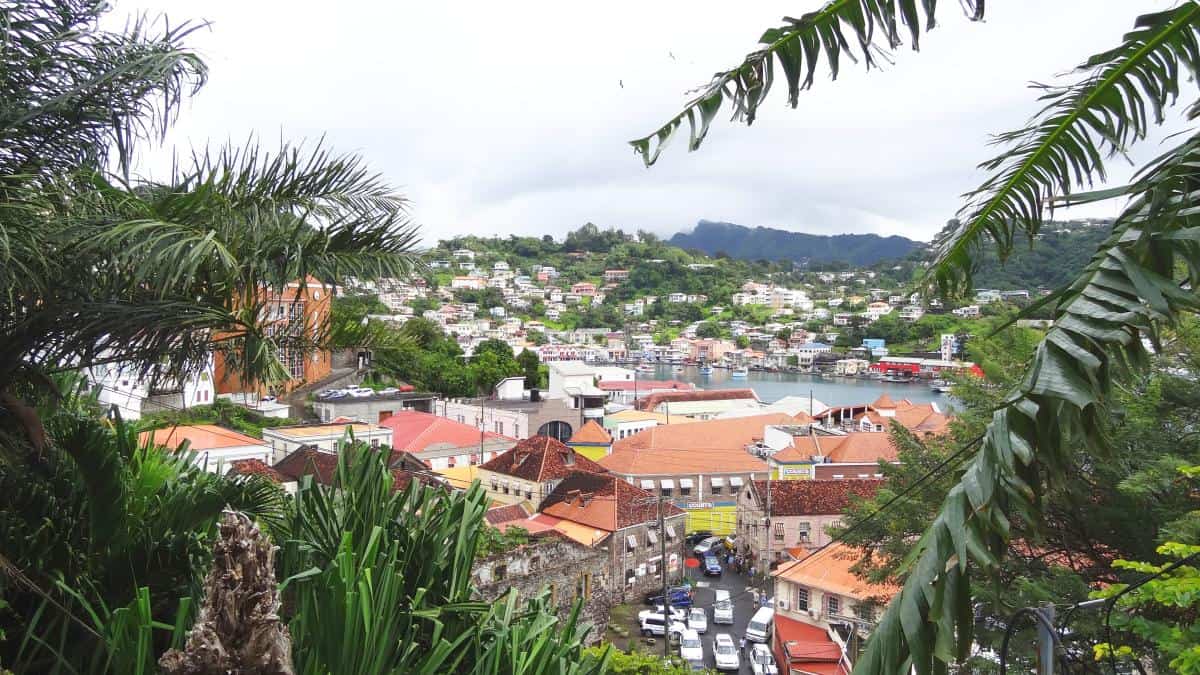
[853,128,1200,674]
[932,4,1200,293]
[629,0,984,166]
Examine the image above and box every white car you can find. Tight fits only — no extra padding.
[749,643,779,675]
[687,607,708,634]
[713,589,734,624]
[347,387,374,397]
[713,633,741,672]
[653,605,687,623]
[637,610,686,638]
[377,387,400,395]
[692,536,721,556]
[678,628,704,663]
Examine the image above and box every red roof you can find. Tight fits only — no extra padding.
[480,435,608,482]
[749,479,882,517]
[596,379,694,392]
[635,388,759,412]
[540,470,684,531]
[774,614,847,675]
[484,503,532,526]
[380,410,513,453]
[226,459,285,483]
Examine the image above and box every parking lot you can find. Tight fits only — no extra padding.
[623,555,775,673]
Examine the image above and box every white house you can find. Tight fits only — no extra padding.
[141,424,271,473]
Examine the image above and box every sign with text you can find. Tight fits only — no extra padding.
[685,502,714,510]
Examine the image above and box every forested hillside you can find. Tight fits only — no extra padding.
[955,220,1112,289]
[669,219,924,265]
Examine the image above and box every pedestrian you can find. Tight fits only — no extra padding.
[739,636,747,654]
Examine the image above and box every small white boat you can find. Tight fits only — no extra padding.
[730,367,748,378]
[699,365,713,375]
[636,363,656,373]
[930,379,953,393]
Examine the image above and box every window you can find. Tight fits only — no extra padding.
[646,529,658,545]
[794,587,809,611]
[626,534,638,551]
[665,524,677,540]
[774,522,785,542]
[577,572,592,600]
[798,522,811,542]
[710,484,722,496]
[856,603,875,622]
[661,487,672,497]
[827,595,841,616]
[370,438,380,448]
[525,490,532,500]
[490,479,498,491]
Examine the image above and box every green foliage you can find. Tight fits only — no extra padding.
[518,349,543,389]
[475,525,532,560]
[670,221,921,266]
[696,321,722,339]
[278,446,603,674]
[330,294,410,351]
[630,1,983,165]
[956,223,1113,291]
[581,645,695,674]
[138,397,296,439]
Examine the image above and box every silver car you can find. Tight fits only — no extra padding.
[713,633,740,672]
[687,607,708,634]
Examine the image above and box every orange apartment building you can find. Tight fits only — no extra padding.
[213,277,333,397]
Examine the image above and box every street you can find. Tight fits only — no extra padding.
[623,557,774,674]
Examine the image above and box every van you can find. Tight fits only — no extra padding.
[745,606,774,643]
[712,589,734,625]
[638,610,686,637]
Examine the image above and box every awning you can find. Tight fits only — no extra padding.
[729,476,744,487]
[665,524,677,539]
[640,479,655,489]
[660,479,675,489]
[647,529,658,544]
[678,478,694,489]
[710,477,725,486]
[626,534,638,550]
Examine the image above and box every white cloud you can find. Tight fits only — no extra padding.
[121,0,1182,243]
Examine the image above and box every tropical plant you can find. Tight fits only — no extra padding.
[637,3,1200,673]
[0,1,422,447]
[1,407,283,672]
[277,445,606,674]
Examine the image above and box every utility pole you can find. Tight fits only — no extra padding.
[763,474,772,594]
[658,494,670,660]
[1035,603,1055,675]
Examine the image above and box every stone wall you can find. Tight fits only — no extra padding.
[611,514,689,603]
[472,536,612,645]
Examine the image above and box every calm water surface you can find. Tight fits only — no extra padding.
[641,364,948,407]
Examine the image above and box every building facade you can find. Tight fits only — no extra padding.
[736,480,882,566]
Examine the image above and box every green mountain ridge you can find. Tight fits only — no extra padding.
[669,219,925,265]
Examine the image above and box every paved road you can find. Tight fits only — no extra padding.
[626,557,773,673]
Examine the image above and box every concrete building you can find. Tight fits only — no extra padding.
[534,471,687,602]
[601,409,696,441]
[379,409,516,469]
[261,422,392,460]
[312,390,437,424]
[737,479,882,566]
[141,424,271,473]
[478,435,608,506]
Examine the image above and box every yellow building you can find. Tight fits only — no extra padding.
[566,419,613,461]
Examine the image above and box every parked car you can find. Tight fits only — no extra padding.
[652,605,688,623]
[637,610,686,638]
[712,589,734,625]
[692,536,721,557]
[678,628,703,663]
[713,633,741,672]
[685,531,714,547]
[642,586,693,607]
[687,607,708,634]
[749,643,780,675]
[703,555,722,577]
[347,387,374,397]
[377,387,400,395]
[745,606,775,643]
[322,389,347,399]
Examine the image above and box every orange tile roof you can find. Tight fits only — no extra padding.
[226,458,284,482]
[871,393,896,409]
[774,543,899,600]
[772,433,897,464]
[635,388,759,412]
[568,419,612,445]
[601,413,793,475]
[142,424,264,451]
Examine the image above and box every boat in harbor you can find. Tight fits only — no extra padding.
[930,379,953,393]
[636,363,656,374]
[698,364,713,375]
[730,367,748,378]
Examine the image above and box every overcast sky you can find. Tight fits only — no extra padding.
[121,1,1182,245]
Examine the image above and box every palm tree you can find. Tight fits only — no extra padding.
[635,3,1200,673]
[0,1,422,447]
